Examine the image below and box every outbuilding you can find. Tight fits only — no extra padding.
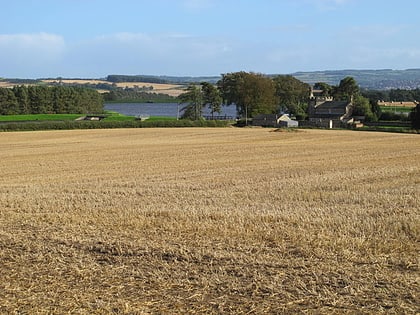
[252,114,298,128]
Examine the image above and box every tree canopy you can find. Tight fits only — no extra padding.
[333,77,360,101]
[178,84,204,120]
[0,86,103,115]
[273,75,310,120]
[218,72,276,123]
[201,82,222,118]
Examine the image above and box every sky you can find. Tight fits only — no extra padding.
[1,0,420,78]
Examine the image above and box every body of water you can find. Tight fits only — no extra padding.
[104,103,237,118]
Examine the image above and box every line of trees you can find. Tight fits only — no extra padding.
[0,85,103,115]
[179,72,377,121]
[103,88,176,103]
[106,75,169,84]
[362,88,420,102]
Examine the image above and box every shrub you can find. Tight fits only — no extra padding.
[410,104,420,129]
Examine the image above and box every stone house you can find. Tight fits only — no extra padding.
[308,95,354,128]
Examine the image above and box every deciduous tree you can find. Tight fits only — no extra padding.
[273,75,310,120]
[178,84,203,120]
[201,82,222,119]
[334,76,359,101]
[218,72,276,124]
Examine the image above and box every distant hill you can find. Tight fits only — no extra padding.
[289,69,420,90]
[4,69,420,90]
[105,69,420,90]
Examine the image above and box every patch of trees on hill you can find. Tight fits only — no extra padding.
[103,89,176,102]
[106,75,169,84]
[362,88,420,102]
[106,74,221,84]
[0,86,103,115]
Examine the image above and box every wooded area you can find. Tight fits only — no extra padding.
[0,85,103,115]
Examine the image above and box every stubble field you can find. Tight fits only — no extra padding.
[0,128,419,314]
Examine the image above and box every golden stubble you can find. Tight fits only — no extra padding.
[0,128,419,314]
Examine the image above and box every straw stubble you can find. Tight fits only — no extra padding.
[0,128,418,313]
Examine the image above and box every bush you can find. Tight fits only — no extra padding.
[0,119,231,132]
[379,111,409,121]
[410,104,420,129]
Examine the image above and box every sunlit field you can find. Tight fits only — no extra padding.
[0,128,418,314]
[41,79,185,96]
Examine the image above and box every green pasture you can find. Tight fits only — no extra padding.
[0,114,82,122]
[379,105,414,113]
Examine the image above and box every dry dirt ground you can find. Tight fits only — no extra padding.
[0,128,419,314]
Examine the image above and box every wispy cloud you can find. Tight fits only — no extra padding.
[0,33,65,54]
[0,33,65,77]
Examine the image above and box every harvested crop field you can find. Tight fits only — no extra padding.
[41,79,185,96]
[0,128,419,314]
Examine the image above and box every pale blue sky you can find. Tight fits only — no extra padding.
[1,0,419,78]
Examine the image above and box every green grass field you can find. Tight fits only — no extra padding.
[0,114,82,122]
[380,106,414,113]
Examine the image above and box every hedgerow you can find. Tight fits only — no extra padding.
[0,119,231,131]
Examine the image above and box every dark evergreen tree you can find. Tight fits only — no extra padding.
[0,88,19,115]
[0,85,103,115]
[12,85,30,114]
[411,104,420,129]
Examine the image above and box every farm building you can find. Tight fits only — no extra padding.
[378,101,417,108]
[75,115,106,121]
[308,96,354,128]
[252,114,298,128]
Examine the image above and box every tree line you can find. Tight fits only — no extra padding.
[0,85,103,115]
[361,88,420,102]
[179,72,377,121]
[106,75,169,84]
[103,88,176,103]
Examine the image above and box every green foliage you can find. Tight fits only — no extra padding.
[362,88,420,102]
[273,75,310,120]
[313,82,333,96]
[334,77,360,101]
[178,84,204,120]
[0,88,19,115]
[103,89,176,103]
[201,82,222,118]
[0,119,229,132]
[0,85,103,115]
[0,114,82,122]
[353,95,376,121]
[106,75,169,84]
[218,72,276,121]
